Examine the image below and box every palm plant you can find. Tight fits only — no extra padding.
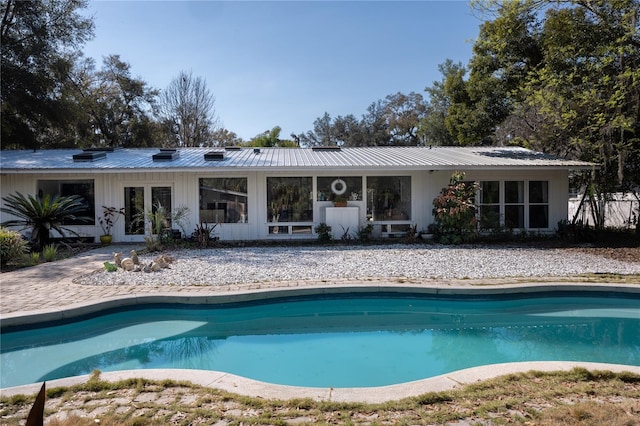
[0,192,90,250]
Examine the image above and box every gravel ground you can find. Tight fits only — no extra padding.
[76,244,640,286]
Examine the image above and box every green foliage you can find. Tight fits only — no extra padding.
[0,0,94,149]
[356,223,374,243]
[42,243,58,262]
[0,192,90,250]
[30,251,41,265]
[138,202,190,251]
[314,223,332,243]
[432,172,479,244]
[0,226,28,266]
[69,54,160,148]
[246,126,299,147]
[103,261,118,272]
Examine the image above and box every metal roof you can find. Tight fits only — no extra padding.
[0,146,595,173]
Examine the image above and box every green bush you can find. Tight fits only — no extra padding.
[432,171,479,244]
[0,226,28,266]
[30,251,41,265]
[314,223,332,243]
[42,243,58,262]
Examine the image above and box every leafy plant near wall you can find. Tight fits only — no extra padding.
[42,244,58,262]
[314,223,332,243]
[0,192,90,250]
[138,202,191,251]
[192,222,219,248]
[432,171,479,244]
[0,226,28,267]
[98,206,125,236]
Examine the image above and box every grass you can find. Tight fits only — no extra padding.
[1,368,639,425]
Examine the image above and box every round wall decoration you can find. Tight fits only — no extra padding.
[331,179,347,196]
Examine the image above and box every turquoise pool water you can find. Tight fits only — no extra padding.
[1,293,639,388]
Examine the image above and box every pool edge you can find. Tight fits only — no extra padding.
[2,281,639,329]
[1,362,639,403]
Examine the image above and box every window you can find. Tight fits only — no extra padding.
[317,177,362,201]
[267,177,313,223]
[479,181,500,229]
[199,178,248,223]
[366,176,411,221]
[37,179,95,225]
[504,181,524,228]
[529,181,549,228]
[476,180,550,229]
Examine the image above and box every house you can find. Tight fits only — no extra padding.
[0,146,594,242]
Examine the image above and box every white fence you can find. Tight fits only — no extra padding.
[568,193,639,229]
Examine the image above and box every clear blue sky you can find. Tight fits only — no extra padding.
[82,1,482,140]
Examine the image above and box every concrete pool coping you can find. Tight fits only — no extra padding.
[2,362,639,403]
[2,281,640,329]
[1,282,640,402]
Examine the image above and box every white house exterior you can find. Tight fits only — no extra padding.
[0,146,594,243]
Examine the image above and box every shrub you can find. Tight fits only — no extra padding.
[0,226,28,266]
[0,192,90,250]
[356,223,374,243]
[42,244,58,262]
[30,251,41,265]
[314,223,332,243]
[191,222,219,248]
[432,171,479,244]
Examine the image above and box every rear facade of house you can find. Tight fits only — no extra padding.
[0,146,593,243]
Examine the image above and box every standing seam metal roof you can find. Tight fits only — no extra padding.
[0,146,595,172]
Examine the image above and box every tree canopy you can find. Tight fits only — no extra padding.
[1,0,94,149]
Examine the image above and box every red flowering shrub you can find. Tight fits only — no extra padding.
[432,171,479,244]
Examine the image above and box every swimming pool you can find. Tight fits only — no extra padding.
[1,291,639,389]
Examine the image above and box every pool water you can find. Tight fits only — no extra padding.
[1,294,639,388]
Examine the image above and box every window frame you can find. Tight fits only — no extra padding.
[37,179,96,225]
[476,180,551,230]
[199,177,249,224]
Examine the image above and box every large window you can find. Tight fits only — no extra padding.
[366,176,411,221]
[317,177,362,201]
[37,179,95,225]
[529,181,549,228]
[267,177,313,223]
[199,178,248,223]
[477,180,550,229]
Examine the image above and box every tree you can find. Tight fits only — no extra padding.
[0,192,90,250]
[157,70,219,147]
[68,55,159,147]
[383,92,427,146]
[247,126,297,147]
[332,114,367,146]
[460,0,640,227]
[298,112,338,146]
[211,128,244,146]
[0,0,94,149]
[445,1,543,146]
[419,60,462,146]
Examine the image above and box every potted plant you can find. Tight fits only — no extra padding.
[333,195,348,207]
[98,206,125,244]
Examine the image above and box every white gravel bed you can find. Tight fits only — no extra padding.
[75,245,640,286]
